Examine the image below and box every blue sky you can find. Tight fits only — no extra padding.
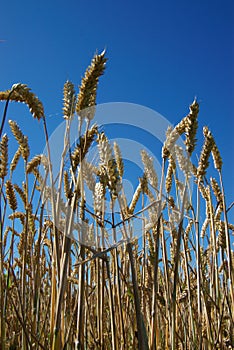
[1,0,234,206]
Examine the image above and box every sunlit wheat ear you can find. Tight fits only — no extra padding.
[216,220,226,249]
[8,211,25,225]
[146,199,162,230]
[4,227,20,250]
[175,145,192,177]
[5,180,17,211]
[32,168,45,188]
[107,159,121,198]
[201,218,210,239]
[128,183,142,215]
[3,227,10,250]
[28,206,36,235]
[0,83,44,120]
[8,120,30,161]
[176,180,190,209]
[210,177,223,215]
[14,184,27,208]
[118,192,129,219]
[162,100,199,160]
[197,126,214,179]
[198,182,212,219]
[202,126,222,171]
[26,154,43,173]
[82,159,96,191]
[0,134,8,179]
[162,116,188,159]
[184,99,199,154]
[97,132,120,196]
[76,50,107,122]
[141,150,158,189]
[211,142,222,171]
[10,147,21,173]
[198,181,209,201]
[113,142,124,178]
[72,124,98,169]
[63,80,76,120]
[185,219,193,244]
[165,155,176,193]
[97,132,112,166]
[94,182,105,218]
[128,175,147,214]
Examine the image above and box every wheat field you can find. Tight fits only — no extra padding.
[0,51,233,349]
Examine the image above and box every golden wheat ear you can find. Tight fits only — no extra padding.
[76,50,107,121]
[8,120,30,161]
[63,80,76,120]
[0,134,8,179]
[5,180,17,211]
[197,126,214,179]
[0,83,44,120]
[184,99,199,155]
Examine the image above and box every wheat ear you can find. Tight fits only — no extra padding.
[10,147,21,173]
[72,124,98,169]
[0,134,8,179]
[63,81,76,120]
[76,50,107,121]
[113,142,124,178]
[5,180,17,211]
[184,99,199,154]
[8,120,30,161]
[0,83,44,120]
[197,126,214,179]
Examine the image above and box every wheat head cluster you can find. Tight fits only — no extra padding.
[0,51,233,350]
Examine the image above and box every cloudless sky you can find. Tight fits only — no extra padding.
[1,0,234,206]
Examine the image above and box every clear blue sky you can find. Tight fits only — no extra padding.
[1,0,234,205]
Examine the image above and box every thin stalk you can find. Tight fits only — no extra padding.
[150,157,165,349]
[149,221,160,350]
[0,88,15,138]
[34,204,45,337]
[111,198,125,347]
[118,197,149,350]
[171,176,189,350]
[106,258,117,350]
[126,239,149,350]
[195,182,202,349]
[207,188,220,339]
[76,198,86,350]
[182,234,195,344]
[42,117,60,271]
[161,216,170,312]
[21,163,29,350]
[76,118,91,349]
[218,170,234,317]
[53,148,82,349]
